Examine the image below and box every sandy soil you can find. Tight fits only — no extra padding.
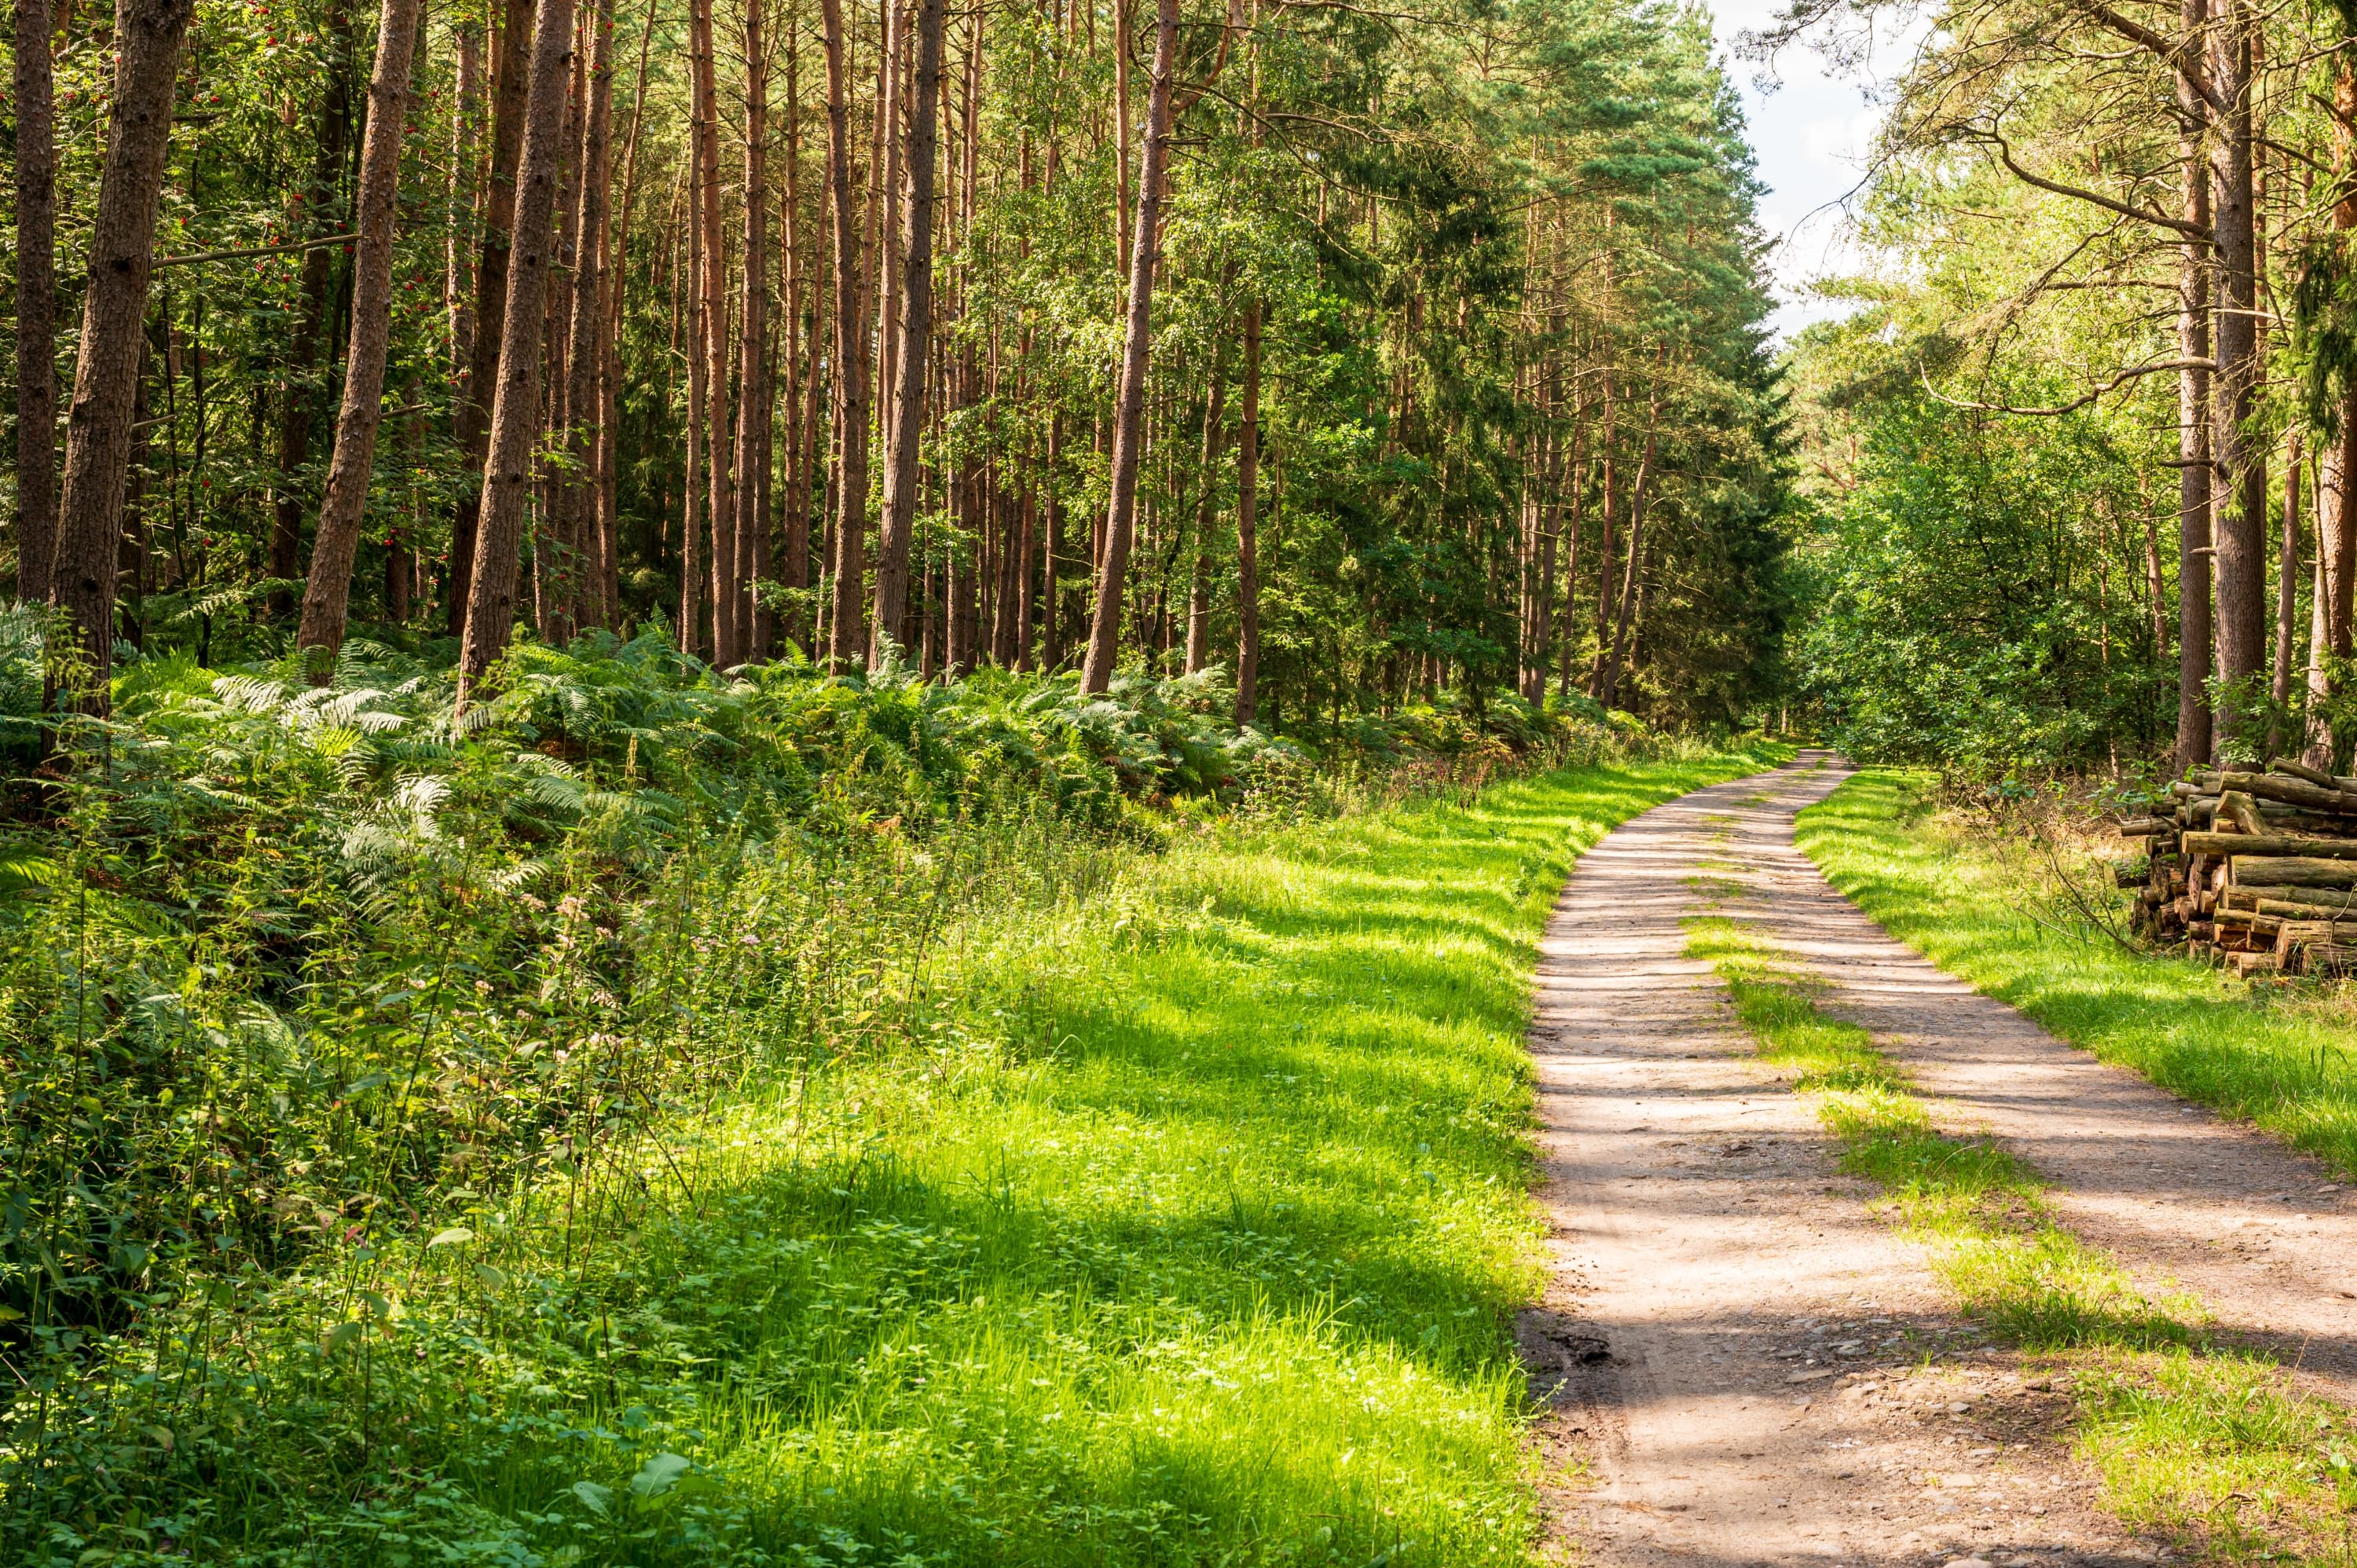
[1523,753,2357,1567]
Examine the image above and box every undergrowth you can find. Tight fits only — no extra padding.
[1685,915,2357,1561]
[0,610,1775,1565]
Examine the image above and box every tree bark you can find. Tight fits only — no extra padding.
[2177,2,2215,774]
[819,0,872,668]
[455,0,581,709]
[869,0,948,665]
[13,0,58,603]
[1234,300,1262,722]
[552,0,614,638]
[2274,430,2302,724]
[682,133,707,658]
[297,0,426,670]
[1184,366,1226,674]
[449,22,483,382]
[49,0,195,703]
[2209,0,2266,732]
[1079,0,1177,694]
[449,0,538,634]
[689,0,736,664]
[735,0,772,658]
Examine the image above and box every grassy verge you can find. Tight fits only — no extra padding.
[13,746,1782,1567]
[1794,771,2357,1178]
[1685,914,2357,1560]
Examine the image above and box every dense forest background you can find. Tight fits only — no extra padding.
[1771,0,2357,782]
[1,0,1791,746]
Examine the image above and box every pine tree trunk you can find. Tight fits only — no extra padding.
[269,0,355,620]
[554,0,614,636]
[2209,0,2266,731]
[455,0,581,709]
[819,0,871,668]
[449,23,482,381]
[48,0,195,703]
[13,0,58,603]
[869,0,948,664]
[2176,5,2215,773]
[735,0,772,658]
[682,138,708,658]
[1234,301,1262,723]
[1183,367,1225,674]
[449,0,538,634]
[298,0,425,670]
[689,0,735,663]
[1079,0,1176,694]
[2274,430,2302,720]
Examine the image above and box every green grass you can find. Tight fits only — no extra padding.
[1795,770,2357,1179]
[18,747,1783,1567]
[1686,913,2357,1561]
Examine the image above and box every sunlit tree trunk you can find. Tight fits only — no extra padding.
[298,0,425,670]
[455,0,581,709]
[2208,0,2265,736]
[13,0,57,603]
[555,0,614,636]
[1079,0,1177,694]
[2176,5,2215,774]
[449,23,483,381]
[870,0,948,664]
[49,0,195,705]
[1234,301,1262,722]
[819,0,872,668]
[451,0,539,634]
[1183,366,1225,674]
[735,0,772,658]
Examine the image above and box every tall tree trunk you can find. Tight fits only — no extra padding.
[2176,5,2215,774]
[48,0,194,703]
[819,0,871,668]
[869,0,948,663]
[2273,430,2302,734]
[551,0,613,636]
[269,1,355,619]
[1596,398,1658,711]
[687,0,735,664]
[2209,0,2265,738]
[455,0,581,709]
[1234,300,1262,723]
[449,23,482,381]
[1184,366,1226,674]
[2318,60,2357,768]
[449,0,537,633]
[735,0,772,658]
[13,0,58,603]
[298,0,426,669]
[1079,0,1176,694]
[682,137,707,658]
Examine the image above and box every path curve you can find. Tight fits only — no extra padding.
[1523,753,2357,1568]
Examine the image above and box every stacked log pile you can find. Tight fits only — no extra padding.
[2123,758,2357,978]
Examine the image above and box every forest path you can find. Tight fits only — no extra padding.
[1521,753,2357,1568]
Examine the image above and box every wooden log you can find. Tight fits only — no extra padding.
[2303,942,2357,976]
[2221,888,2264,913]
[2219,770,2357,817]
[2117,815,2172,837]
[2183,831,2357,861]
[2217,790,2267,835]
[2252,885,2357,911]
[2228,856,2357,888]
[2230,951,2281,977]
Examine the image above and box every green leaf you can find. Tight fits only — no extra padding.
[570,1480,612,1516]
[427,1226,475,1248]
[629,1452,691,1498]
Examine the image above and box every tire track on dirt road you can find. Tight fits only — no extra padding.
[1523,753,2357,1567]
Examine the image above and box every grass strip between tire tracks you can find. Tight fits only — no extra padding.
[1685,916,2357,1560]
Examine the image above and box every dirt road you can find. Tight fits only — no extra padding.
[1523,753,2357,1567]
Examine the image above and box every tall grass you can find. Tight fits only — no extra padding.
[0,625,1781,1565]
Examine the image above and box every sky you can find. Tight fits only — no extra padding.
[1701,0,1908,343]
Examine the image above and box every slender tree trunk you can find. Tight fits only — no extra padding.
[1080,0,1176,694]
[819,0,872,667]
[682,137,707,658]
[298,0,425,669]
[455,0,581,709]
[2177,8,2215,773]
[1596,399,1658,710]
[869,0,948,662]
[2273,430,2302,728]
[686,0,734,663]
[735,0,772,658]
[2209,0,2266,734]
[451,0,539,632]
[48,0,195,702]
[1234,301,1262,722]
[269,2,355,618]
[2318,61,2357,768]
[449,23,483,380]
[1184,366,1225,674]
[550,0,614,637]
[13,0,58,603]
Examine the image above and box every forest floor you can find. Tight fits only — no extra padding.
[1524,755,2357,1568]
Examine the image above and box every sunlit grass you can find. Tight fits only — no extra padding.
[1794,771,2357,1178]
[1687,914,2357,1560]
[13,749,1785,1566]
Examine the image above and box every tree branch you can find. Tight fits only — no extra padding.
[1923,355,2217,416]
